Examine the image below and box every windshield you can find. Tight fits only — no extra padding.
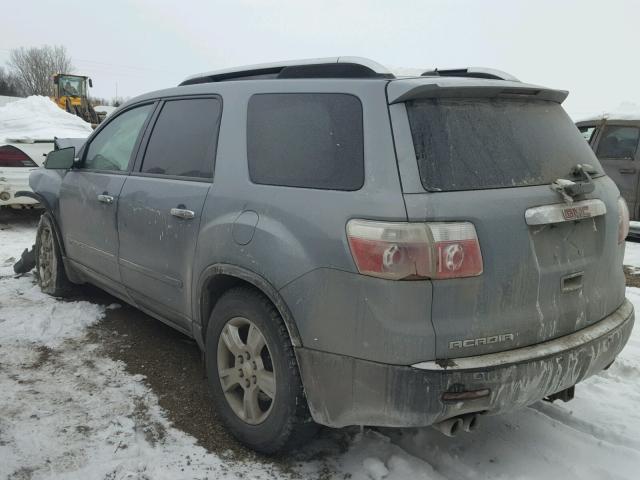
[406,98,603,192]
[59,76,85,97]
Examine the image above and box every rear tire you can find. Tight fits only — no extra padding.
[35,214,72,297]
[205,286,317,454]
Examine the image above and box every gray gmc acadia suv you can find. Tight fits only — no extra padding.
[25,57,635,453]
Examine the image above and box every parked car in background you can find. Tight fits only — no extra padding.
[0,141,50,208]
[577,115,640,220]
[1,139,87,208]
[26,57,634,454]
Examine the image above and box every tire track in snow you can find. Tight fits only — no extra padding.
[530,401,640,451]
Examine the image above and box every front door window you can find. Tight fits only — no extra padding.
[83,104,153,171]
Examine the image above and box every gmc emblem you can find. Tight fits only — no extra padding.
[562,205,591,220]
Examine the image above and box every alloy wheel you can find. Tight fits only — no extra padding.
[38,226,55,288]
[217,317,276,424]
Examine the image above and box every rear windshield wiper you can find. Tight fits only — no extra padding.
[550,164,598,203]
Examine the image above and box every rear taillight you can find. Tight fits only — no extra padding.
[346,219,483,280]
[618,197,630,244]
[0,145,38,167]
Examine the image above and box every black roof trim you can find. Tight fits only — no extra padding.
[180,67,284,86]
[277,63,394,80]
[422,68,520,82]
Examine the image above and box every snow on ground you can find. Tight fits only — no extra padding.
[624,240,640,270]
[1,214,640,479]
[0,96,93,144]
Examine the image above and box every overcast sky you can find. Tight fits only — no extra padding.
[2,0,638,117]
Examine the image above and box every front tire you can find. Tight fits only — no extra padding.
[205,287,316,454]
[35,214,72,297]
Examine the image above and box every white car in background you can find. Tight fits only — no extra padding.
[0,141,52,208]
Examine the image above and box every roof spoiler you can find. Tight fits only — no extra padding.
[389,83,569,104]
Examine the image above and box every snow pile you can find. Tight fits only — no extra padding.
[0,95,21,107]
[0,95,93,143]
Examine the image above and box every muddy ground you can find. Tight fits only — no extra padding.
[82,285,351,473]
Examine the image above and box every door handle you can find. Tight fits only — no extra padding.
[170,208,195,219]
[619,168,636,174]
[97,194,114,204]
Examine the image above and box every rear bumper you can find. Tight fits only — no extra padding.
[0,169,39,206]
[297,299,634,428]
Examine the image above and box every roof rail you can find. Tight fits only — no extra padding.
[179,57,395,86]
[421,67,520,82]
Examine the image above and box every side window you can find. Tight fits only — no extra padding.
[247,93,364,190]
[578,125,597,143]
[596,125,640,160]
[83,104,153,171]
[140,98,221,179]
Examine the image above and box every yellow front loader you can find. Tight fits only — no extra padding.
[52,74,103,127]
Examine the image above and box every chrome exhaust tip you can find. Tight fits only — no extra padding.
[432,417,464,437]
[461,413,480,432]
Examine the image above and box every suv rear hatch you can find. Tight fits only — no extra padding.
[388,79,626,360]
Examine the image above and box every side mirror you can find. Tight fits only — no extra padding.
[88,78,93,88]
[45,147,76,169]
[53,76,59,85]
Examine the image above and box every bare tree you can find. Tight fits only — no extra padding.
[8,45,73,96]
[0,66,23,96]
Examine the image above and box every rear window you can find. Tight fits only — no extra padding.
[247,93,364,191]
[406,98,602,191]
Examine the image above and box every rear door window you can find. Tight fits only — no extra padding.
[247,93,364,190]
[596,125,640,160]
[406,98,602,191]
[140,98,221,179]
